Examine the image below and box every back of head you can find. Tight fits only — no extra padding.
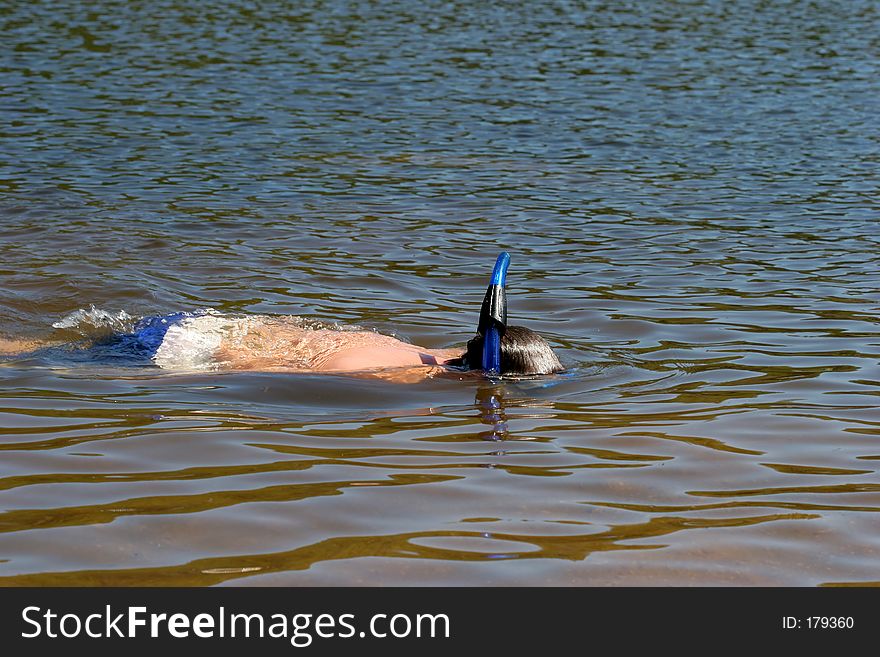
[462,325,563,375]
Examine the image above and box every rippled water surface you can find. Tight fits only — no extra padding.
[1,0,879,586]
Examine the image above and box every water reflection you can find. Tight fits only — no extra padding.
[474,384,508,442]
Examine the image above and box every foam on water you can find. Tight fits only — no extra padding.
[154,313,244,370]
[51,305,136,337]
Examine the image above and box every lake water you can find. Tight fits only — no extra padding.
[1,0,878,586]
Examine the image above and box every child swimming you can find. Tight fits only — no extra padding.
[0,253,563,379]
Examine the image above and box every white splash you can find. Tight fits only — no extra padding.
[52,305,136,336]
[153,314,231,370]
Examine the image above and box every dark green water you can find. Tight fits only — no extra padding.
[0,0,879,585]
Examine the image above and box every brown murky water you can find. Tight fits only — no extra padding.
[1,1,879,585]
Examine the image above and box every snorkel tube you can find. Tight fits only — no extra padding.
[477,252,510,375]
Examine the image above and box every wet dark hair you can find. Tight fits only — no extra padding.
[451,325,563,375]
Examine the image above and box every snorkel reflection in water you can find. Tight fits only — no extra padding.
[475,384,509,442]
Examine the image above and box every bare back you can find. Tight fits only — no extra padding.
[155,314,458,373]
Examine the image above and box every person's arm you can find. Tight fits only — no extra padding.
[214,353,444,383]
[0,337,58,356]
[344,365,448,384]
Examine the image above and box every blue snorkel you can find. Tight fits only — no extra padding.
[478,252,510,375]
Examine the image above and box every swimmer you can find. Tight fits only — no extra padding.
[0,253,563,381]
